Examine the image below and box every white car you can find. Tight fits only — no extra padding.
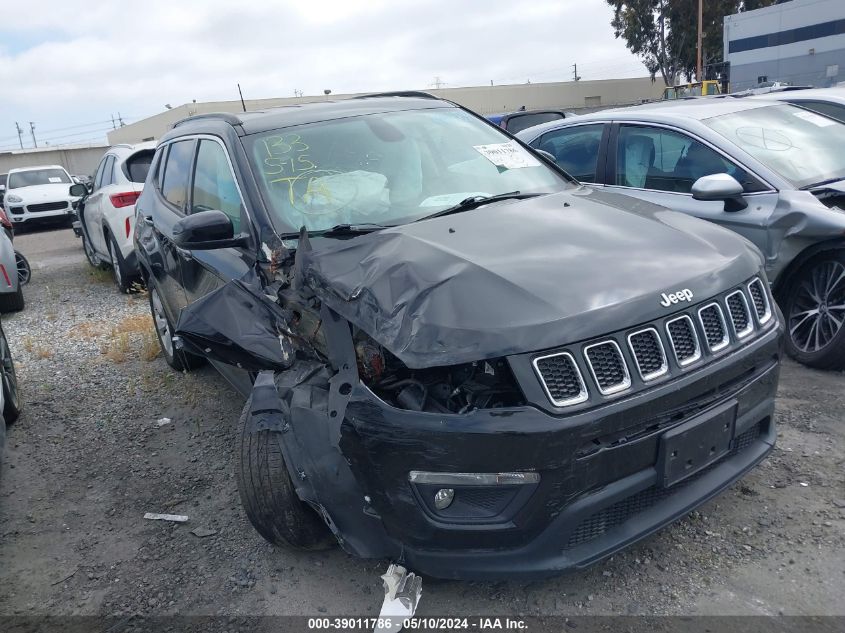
[750,86,845,124]
[2,165,80,229]
[0,229,23,313]
[79,142,156,292]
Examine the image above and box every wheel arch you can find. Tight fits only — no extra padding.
[772,238,845,301]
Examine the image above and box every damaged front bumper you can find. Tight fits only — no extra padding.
[250,315,781,581]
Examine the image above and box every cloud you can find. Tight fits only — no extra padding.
[0,0,645,148]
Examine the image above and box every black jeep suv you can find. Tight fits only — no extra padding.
[134,93,783,580]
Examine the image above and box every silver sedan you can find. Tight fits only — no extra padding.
[517,98,845,369]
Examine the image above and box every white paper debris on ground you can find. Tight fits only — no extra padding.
[799,482,809,487]
[156,417,172,426]
[376,563,422,633]
[143,513,189,523]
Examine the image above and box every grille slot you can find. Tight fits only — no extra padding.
[533,352,588,407]
[726,290,754,338]
[26,201,68,213]
[627,328,668,381]
[584,341,631,395]
[698,303,729,352]
[665,315,701,366]
[747,278,772,324]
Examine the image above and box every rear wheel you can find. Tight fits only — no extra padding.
[0,325,21,424]
[148,283,204,371]
[237,398,335,550]
[784,252,845,370]
[108,233,138,293]
[15,251,30,286]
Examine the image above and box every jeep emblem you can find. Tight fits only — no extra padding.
[660,288,694,307]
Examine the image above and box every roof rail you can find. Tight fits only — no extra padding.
[353,91,438,100]
[172,112,243,128]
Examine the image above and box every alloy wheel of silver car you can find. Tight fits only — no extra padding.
[14,251,30,286]
[788,260,845,353]
[150,288,174,358]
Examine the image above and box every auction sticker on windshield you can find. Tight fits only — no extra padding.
[474,141,540,169]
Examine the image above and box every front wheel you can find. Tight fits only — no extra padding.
[147,283,204,371]
[236,398,335,550]
[783,252,845,370]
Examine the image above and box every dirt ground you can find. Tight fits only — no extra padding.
[0,227,843,621]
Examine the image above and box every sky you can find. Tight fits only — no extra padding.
[0,0,648,151]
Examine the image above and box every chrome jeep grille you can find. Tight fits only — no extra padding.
[726,290,753,338]
[666,315,701,366]
[747,278,772,324]
[584,341,630,395]
[531,276,773,408]
[533,352,588,407]
[698,303,729,352]
[627,328,668,381]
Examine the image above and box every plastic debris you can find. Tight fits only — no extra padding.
[156,417,172,427]
[376,563,422,633]
[190,527,218,538]
[799,482,809,487]
[143,513,189,523]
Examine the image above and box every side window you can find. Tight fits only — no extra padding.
[616,126,754,193]
[160,140,195,210]
[93,157,107,190]
[532,124,604,183]
[101,156,116,187]
[191,139,244,232]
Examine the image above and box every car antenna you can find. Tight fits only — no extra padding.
[237,83,246,112]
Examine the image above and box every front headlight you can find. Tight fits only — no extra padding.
[5,194,22,204]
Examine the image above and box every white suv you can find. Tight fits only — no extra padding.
[3,165,80,228]
[79,142,156,292]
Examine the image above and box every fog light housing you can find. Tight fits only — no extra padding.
[434,488,454,510]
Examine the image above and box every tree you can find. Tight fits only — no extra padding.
[607,1,778,85]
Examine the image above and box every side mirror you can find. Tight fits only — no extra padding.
[691,173,747,211]
[535,149,556,163]
[172,209,247,250]
[69,183,88,197]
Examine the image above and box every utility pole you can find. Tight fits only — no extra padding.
[15,123,23,149]
[29,122,37,148]
[111,114,116,129]
[572,64,581,81]
[432,76,444,89]
[117,112,125,127]
[696,0,703,81]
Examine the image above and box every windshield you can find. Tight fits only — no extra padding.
[703,104,845,189]
[8,168,71,189]
[245,107,569,233]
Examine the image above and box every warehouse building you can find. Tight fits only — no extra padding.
[724,0,845,91]
[107,77,663,145]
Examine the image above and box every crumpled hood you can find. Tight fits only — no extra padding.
[300,188,763,368]
[7,183,74,203]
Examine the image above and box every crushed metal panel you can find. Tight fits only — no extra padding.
[174,275,295,371]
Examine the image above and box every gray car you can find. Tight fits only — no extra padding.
[750,86,845,124]
[517,99,845,369]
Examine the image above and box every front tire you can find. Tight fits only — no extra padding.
[236,398,335,550]
[0,324,21,424]
[783,252,845,370]
[147,283,204,371]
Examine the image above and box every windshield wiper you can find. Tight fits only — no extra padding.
[414,191,544,222]
[802,177,845,191]
[279,223,392,239]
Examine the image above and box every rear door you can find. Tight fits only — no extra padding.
[603,122,779,252]
[85,154,116,256]
[528,123,609,184]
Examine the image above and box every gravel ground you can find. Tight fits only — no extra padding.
[0,227,843,620]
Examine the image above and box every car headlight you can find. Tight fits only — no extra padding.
[5,194,22,204]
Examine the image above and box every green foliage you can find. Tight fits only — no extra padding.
[607,0,778,85]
